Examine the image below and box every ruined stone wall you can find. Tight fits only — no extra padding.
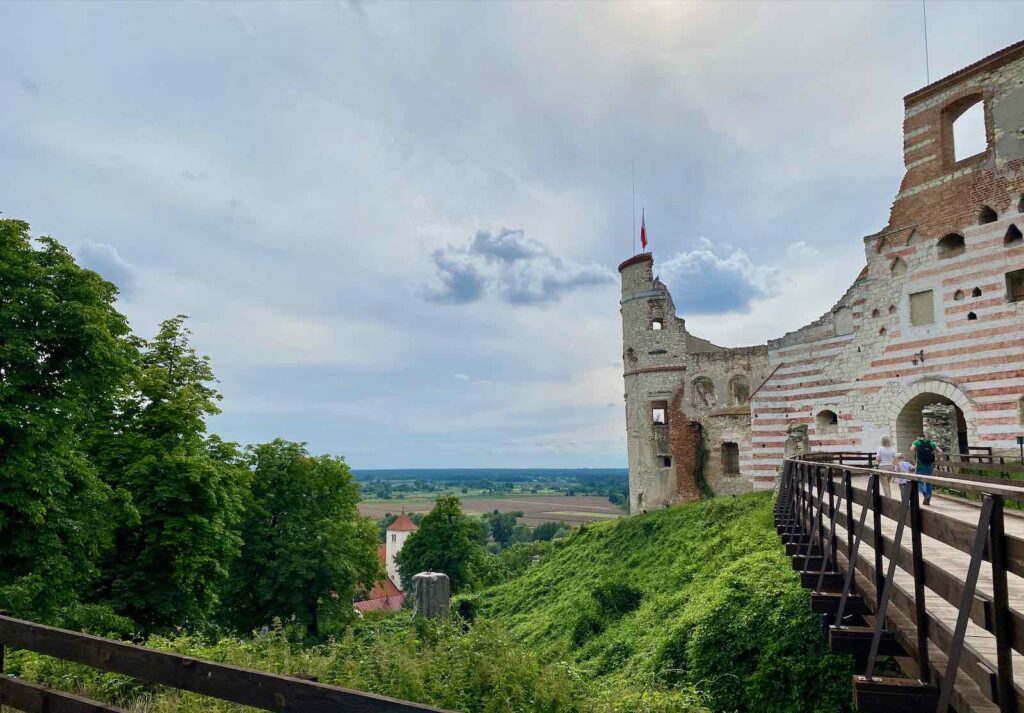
[749,42,1024,472]
[620,42,1024,513]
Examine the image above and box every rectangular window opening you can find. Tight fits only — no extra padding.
[1007,269,1024,303]
[721,442,740,474]
[651,400,667,425]
[909,290,935,326]
[651,319,663,330]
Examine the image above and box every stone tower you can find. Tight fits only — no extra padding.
[619,253,771,513]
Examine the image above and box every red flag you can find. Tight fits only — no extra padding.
[640,210,648,251]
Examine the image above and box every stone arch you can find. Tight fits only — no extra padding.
[887,379,977,456]
[891,256,908,276]
[937,233,966,259]
[728,374,750,405]
[1006,224,1022,246]
[978,205,998,224]
[691,376,716,409]
[815,408,839,432]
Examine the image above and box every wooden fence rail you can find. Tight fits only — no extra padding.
[0,615,449,713]
[776,455,1024,713]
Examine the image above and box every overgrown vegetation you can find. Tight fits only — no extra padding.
[473,493,852,713]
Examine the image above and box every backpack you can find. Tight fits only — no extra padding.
[917,440,936,465]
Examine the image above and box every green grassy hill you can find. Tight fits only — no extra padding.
[472,492,852,713]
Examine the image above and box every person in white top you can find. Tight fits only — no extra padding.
[876,435,898,498]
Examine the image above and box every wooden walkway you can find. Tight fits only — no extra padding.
[777,456,1024,713]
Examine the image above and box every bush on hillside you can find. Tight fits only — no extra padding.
[476,493,853,713]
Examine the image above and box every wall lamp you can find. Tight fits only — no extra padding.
[912,350,925,366]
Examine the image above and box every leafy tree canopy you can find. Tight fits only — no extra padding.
[394,495,484,592]
[0,220,136,616]
[225,439,379,636]
[93,316,248,630]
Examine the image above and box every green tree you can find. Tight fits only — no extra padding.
[94,316,248,630]
[225,439,379,637]
[532,521,565,542]
[0,220,136,617]
[394,495,484,592]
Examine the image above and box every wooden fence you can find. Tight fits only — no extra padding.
[0,614,449,713]
[776,455,1024,712]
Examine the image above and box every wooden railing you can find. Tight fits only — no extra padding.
[775,456,1024,713]
[0,614,448,713]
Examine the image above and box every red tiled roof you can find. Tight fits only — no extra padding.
[354,593,404,613]
[387,512,418,532]
[364,576,402,601]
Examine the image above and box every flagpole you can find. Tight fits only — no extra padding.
[631,161,636,256]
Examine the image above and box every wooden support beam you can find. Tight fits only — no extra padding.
[0,676,128,713]
[785,542,821,556]
[792,555,829,571]
[0,615,448,713]
[812,593,865,617]
[800,571,845,592]
[853,676,939,713]
[830,627,906,657]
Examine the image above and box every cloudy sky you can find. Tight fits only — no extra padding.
[2,2,1021,468]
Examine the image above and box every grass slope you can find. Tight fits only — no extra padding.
[474,492,852,713]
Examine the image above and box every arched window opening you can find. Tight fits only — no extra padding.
[891,257,907,276]
[950,99,987,162]
[879,327,887,336]
[953,289,965,301]
[816,409,839,431]
[888,304,897,315]
[691,377,716,410]
[1006,224,1022,246]
[728,375,750,406]
[971,287,982,298]
[871,308,881,318]
[937,233,966,259]
[978,205,998,224]
[1019,194,1024,214]
[721,443,740,475]
[967,311,978,321]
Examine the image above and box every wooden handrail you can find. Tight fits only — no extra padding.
[0,615,448,713]
[789,459,1024,502]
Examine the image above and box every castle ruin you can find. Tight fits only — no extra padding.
[620,41,1024,513]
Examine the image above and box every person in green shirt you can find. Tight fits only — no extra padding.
[910,434,943,506]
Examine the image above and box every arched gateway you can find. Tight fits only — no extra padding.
[888,379,976,457]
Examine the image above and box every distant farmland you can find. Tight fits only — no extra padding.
[358,494,624,527]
